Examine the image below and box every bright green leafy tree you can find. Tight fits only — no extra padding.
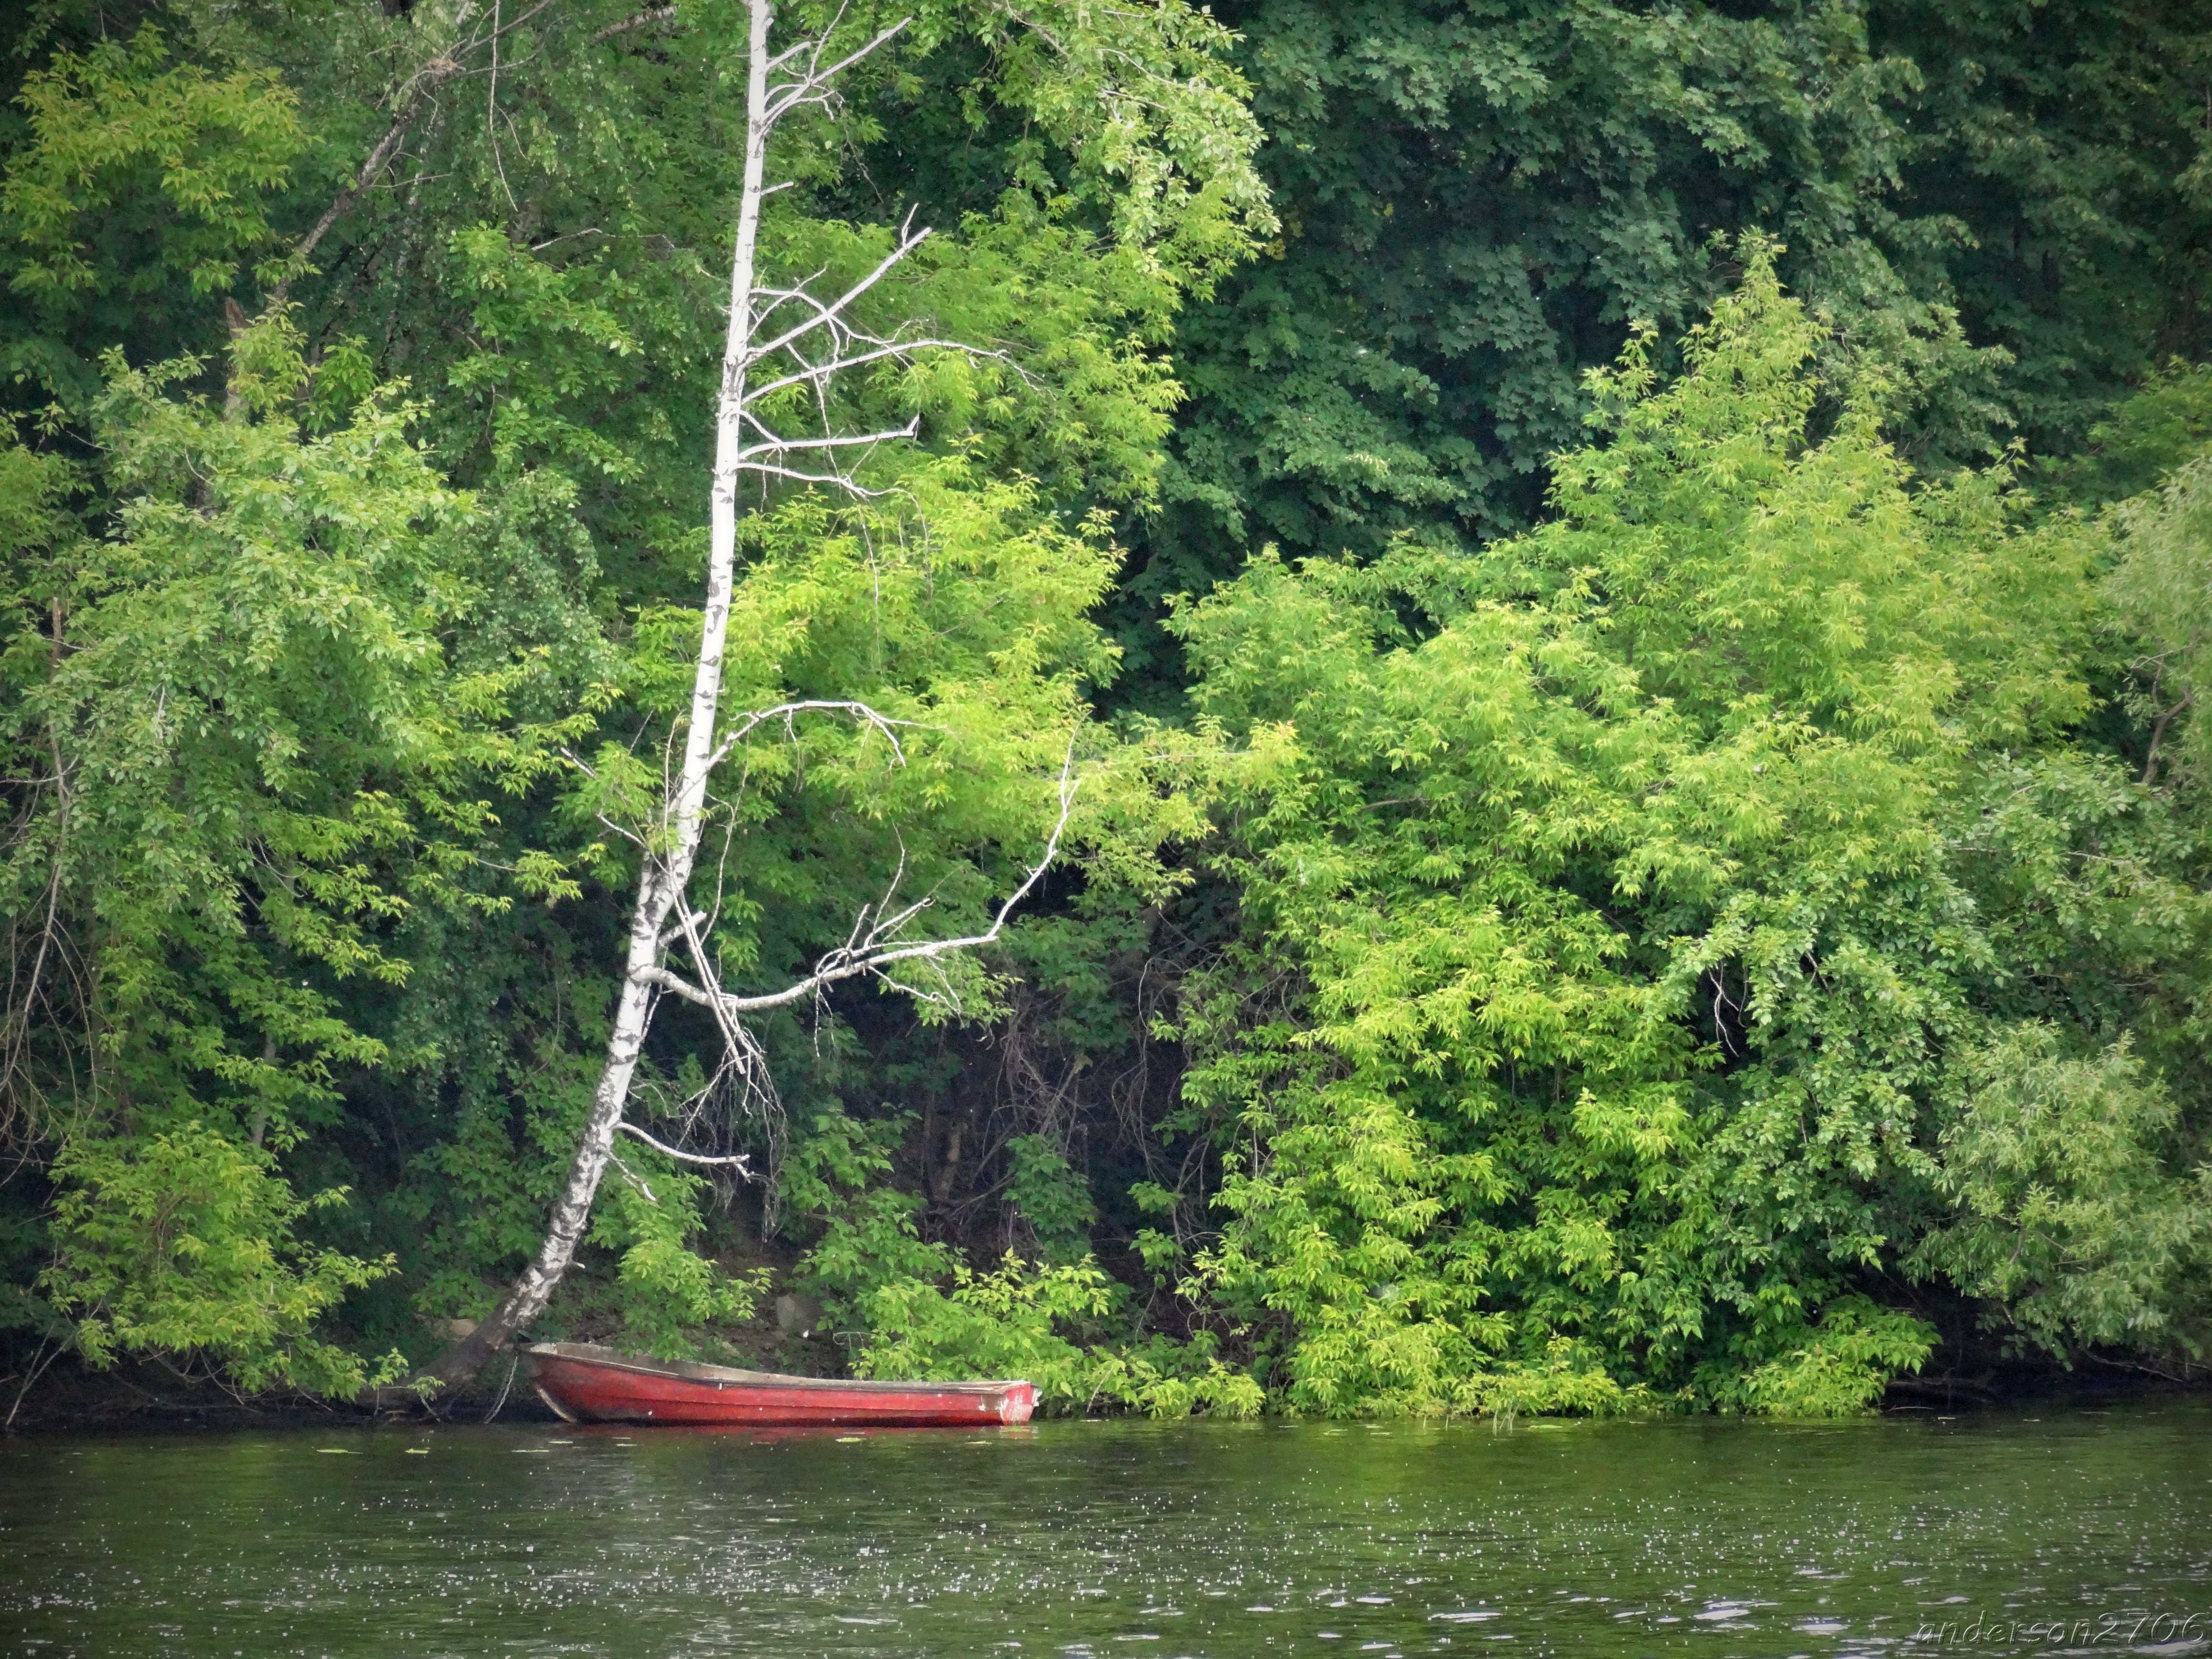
[1165,246,2204,1415]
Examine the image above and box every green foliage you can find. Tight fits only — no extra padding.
[1122,0,2210,698]
[0,425,72,563]
[1134,1,1969,611]
[0,313,592,1384]
[1454,1338,1644,1427]
[1003,1134,1096,1263]
[42,1120,403,1395]
[1165,247,2191,1415]
[0,1202,63,1346]
[2,0,2208,1416]
[2103,449,2212,789]
[3,315,581,1150]
[853,1252,1264,1418]
[1910,1028,2209,1358]
[904,0,1277,298]
[789,1109,1257,1415]
[591,1151,769,1361]
[2054,360,2212,509]
[783,1106,957,1315]
[1732,1298,1936,1417]
[2,23,304,404]
[1869,0,2212,465]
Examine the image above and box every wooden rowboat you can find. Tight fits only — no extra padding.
[523,1342,1039,1428]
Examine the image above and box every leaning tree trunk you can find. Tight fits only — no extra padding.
[397,0,777,1397]
[382,0,1079,1409]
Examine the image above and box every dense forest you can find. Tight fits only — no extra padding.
[2,0,2209,1424]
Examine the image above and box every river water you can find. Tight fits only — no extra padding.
[1,1402,2206,1658]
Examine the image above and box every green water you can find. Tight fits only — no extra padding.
[2,1404,2207,1658]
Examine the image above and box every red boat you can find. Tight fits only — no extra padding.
[523,1342,1039,1428]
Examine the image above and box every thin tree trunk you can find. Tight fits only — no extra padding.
[384,0,1065,1408]
[398,0,774,1397]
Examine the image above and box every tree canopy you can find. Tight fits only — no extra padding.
[1,0,2207,1421]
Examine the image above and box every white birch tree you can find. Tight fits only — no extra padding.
[407,0,1077,1394]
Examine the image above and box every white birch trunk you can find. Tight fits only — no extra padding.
[408,0,775,1392]
[397,0,1074,1405]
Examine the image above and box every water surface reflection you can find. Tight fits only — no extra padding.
[2,1403,2206,1657]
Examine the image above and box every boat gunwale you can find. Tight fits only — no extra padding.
[522,1342,1032,1396]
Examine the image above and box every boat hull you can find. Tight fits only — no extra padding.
[523,1343,1038,1428]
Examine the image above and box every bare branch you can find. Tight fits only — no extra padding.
[737,216,931,370]
[761,17,910,125]
[616,1121,754,1169]
[764,0,849,72]
[280,55,465,297]
[463,0,561,51]
[703,697,920,774]
[593,4,678,43]
[606,1145,657,1203]
[743,337,1006,404]
[411,2,1027,1396]
[709,740,1080,1016]
[638,965,719,1007]
[732,463,905,496]
[736,422,918,460]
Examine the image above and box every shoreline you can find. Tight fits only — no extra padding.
[6,1353,2202,1437]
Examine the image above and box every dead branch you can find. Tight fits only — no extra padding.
[653,742,1076,1020]
[397,2,1095,1402]
[593,5,679,43]
[277,54,466,303]
[616,1120,753,1169]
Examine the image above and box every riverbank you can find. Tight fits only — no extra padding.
[5,1344,2202,1436]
